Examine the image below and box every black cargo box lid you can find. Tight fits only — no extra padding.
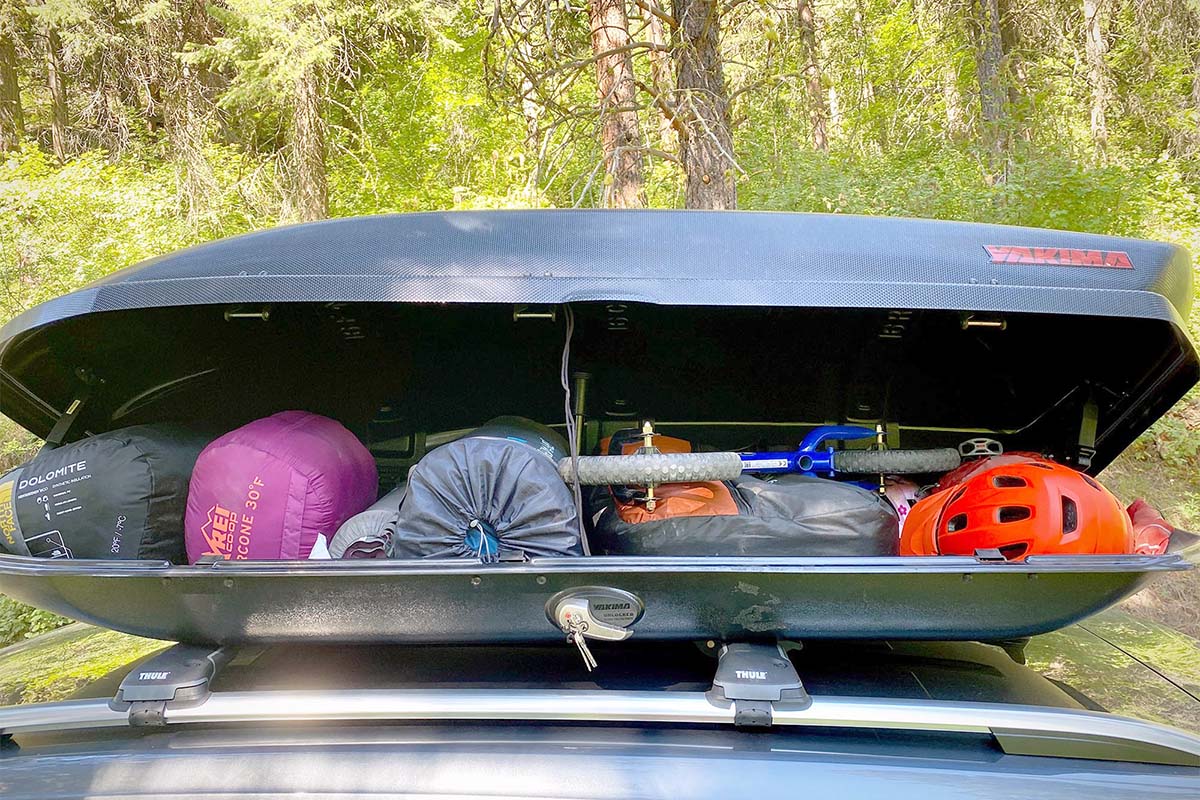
[0,210,1195,471]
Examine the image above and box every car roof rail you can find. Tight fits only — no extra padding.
[0,641,1197,768]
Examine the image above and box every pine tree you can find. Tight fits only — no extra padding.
[588,0,645,207]
[673,0,736,208]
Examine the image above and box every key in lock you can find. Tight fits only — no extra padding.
[552,596,634,672]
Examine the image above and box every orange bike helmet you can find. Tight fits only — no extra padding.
[900,455,1133,560]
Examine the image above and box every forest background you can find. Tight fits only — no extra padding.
[1,0,1200,643]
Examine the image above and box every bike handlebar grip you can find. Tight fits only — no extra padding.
[558,452,745,486]
[831,448,962,475]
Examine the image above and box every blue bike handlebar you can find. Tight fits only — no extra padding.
[739,425,876,476]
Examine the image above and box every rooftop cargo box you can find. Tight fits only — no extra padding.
[0,210,1195,645]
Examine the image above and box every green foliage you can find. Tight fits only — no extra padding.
[0,595,70,648]
[0,415,38,473]
[327,27,535,213]
[0,625,165,705]
[1129,411,1200,478]
[197,1,342,107]
[0,143,277,322]
[192,0,449,139]
[4,0,1200,646]
[739,143,1200,249]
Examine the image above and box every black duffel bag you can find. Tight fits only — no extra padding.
[0,425,207,562]
[587,474,899,557]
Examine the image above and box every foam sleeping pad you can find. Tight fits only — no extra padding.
[330,484,405,559]
[184,411,378,562]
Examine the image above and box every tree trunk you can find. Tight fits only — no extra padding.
[643,6,675,148]
[511,6,542,165]
[171,60,217,222]
[588,0,645,208]
[519,71,541,155]
[45,25,67,162]
[913,0,966,138]
[1082,0,1109,154]
[1193,48,1200,153]
[996,0,1029,141]
[852,1,874,106]
[969,0,1006,173]
[796,0,828,151]
[673,0,736,209]
[942,69,966,138]
[995,0,1021,91]
[0,31,22,150]
[291,63,327,221]
[827,83,840,139]
[172,0,220,223]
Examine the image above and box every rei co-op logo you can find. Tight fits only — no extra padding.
[984,245,1133,269]
[200,504,237,559]
[200,477,264,559]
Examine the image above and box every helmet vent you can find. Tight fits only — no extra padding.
[998,542,1029,560]
[998,506,1032,523]
[993,475,1028,488]
[1028,463,1054,471]
[1062,497,1079,533]
[947,513,968,532]
[1082,475,1101,491]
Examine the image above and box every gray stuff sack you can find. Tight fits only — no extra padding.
[390,417,582,561]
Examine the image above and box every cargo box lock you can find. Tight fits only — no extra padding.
[547,587,644,671]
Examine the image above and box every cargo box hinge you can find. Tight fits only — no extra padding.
[1073,394,1099,470]
[42,369,101,449]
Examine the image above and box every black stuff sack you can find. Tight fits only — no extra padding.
[587,474,899,557]
[391,417,583,561]
[0,425,207,562]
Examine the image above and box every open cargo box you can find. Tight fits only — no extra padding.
[0,210,1196,645]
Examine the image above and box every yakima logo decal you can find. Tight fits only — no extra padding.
[984,245,1133,269]
[593,602,631,611]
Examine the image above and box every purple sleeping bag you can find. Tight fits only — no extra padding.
[185,411,378,562]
